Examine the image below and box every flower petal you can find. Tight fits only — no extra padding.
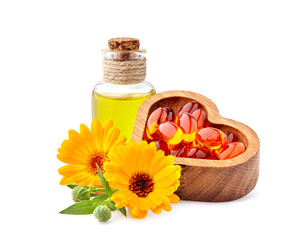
[168,194,180,204]
[58,164,86,177]
[57,153,85,165]
[149,153,175,176]
[78,175,95,186]
[153,165,180,182]
[103,163,131,181]
[68,130,90,153]
[91,119,103,150]
[92,176,101,186]
[147,192,164,206]
[138,198,151,211]
[59,175,74,185]
[79,124,93,152]
[151,206,162,214]
[107,181,129,190]
[153,186,175,196]
[161,203,172,212]
[154,172,181,189]
[72,172,91,184]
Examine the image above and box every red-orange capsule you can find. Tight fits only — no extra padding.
[209,148,222,159]
[196,127,227,150]
[177,101,201,119]
[159,121,183,145]
[218,142,245,160]
[163,107,175,122]
[154,140,170,156]
[225,131,238,144]
[187,147,209,159]
[170,143,191,157]
[192,109,207,129]
[146,107,170,140]
[178,113,198,142]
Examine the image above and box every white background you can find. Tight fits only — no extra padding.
[1,0,302,239]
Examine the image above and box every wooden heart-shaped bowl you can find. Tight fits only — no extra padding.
[132,91,260,202]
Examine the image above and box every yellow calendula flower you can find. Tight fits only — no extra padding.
[57,119,126,186]
[103,141,182,219]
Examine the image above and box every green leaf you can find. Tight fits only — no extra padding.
[105,186,113,197]
[93,194,109,201]
[59,200,104,215]
[90,188,105,193]
[107,201,117,211]
[96,164,106,186]
[93,201,105,207]
[117,207,127,217]
[96,164,113,197]
[90,193,101,197]
[66,184,79,189]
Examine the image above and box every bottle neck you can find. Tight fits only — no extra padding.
[102,49,147,85]
[102,57,146,85]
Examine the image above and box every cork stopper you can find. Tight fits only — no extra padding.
[108,37,140,51]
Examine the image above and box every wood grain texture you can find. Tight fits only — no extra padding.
[132,91,260,202]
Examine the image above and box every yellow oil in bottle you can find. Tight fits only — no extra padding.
[92,91,155,141]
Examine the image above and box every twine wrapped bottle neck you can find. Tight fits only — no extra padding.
[103,57,146,84]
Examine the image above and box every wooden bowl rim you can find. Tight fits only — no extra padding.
[132,90,260,168]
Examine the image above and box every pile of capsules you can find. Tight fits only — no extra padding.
[145,101,246,160]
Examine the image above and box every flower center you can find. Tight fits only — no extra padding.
[129,173,154,198]
[87,151,109,175]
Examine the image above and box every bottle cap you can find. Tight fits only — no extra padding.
[108,37,140,51]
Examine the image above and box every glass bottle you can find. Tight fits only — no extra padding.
[92,38,156,141]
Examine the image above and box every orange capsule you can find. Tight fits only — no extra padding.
[225,131,238,144]
[192,109,207,129]
[218,142,246,160]
[187,147,209,159]
[163,107,175,122]
[170,143,191,157]
[177,101,201,119]
[159,121,183,145]
[196,127,227,150]
[146,107,171,140]
[178,113,198,142]
[192,139,202,148]
[154,140,170,156]
[209,148,222,159]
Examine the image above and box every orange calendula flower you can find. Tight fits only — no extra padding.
[57,119,126,186]
[103,141,182,219]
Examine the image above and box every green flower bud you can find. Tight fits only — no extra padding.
[71,186,90,202]
[93,205,111,222]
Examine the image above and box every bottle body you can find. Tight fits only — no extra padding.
[92,81,155,141]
